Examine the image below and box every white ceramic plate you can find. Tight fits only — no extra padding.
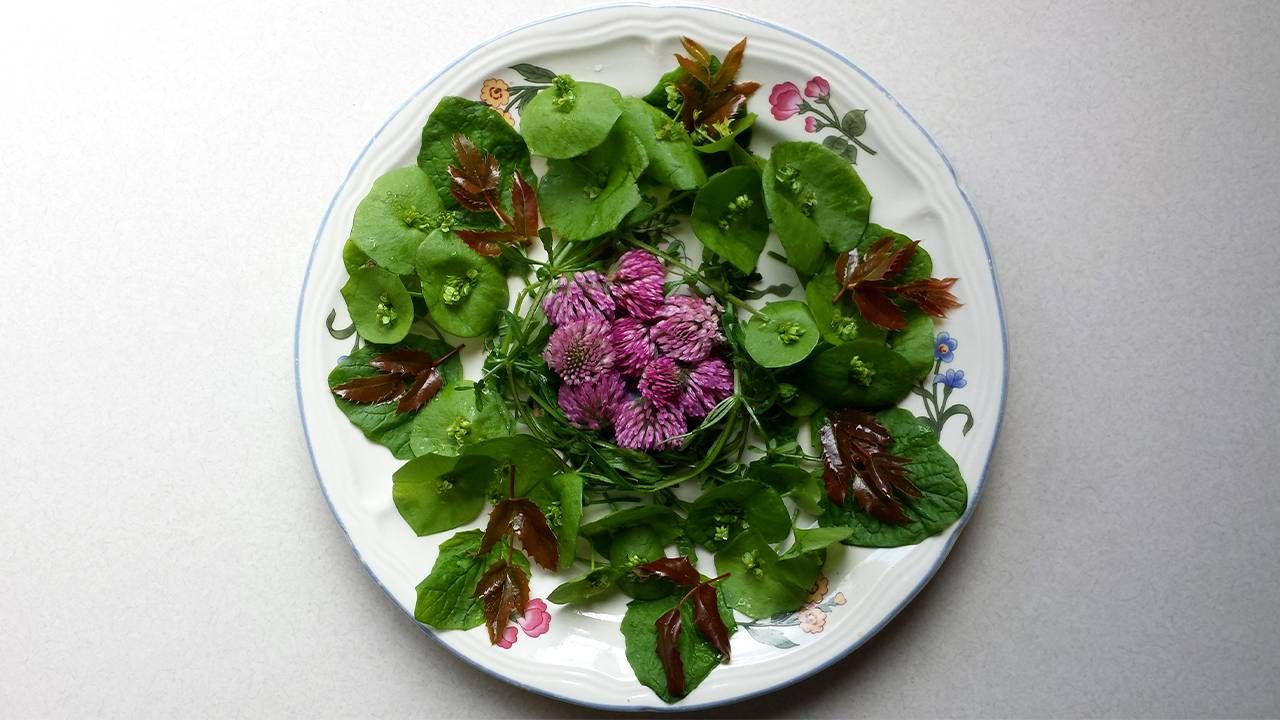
[295,3,1006,711]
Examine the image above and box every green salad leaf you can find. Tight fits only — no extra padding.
[342,238,372,274]
[762,141,872,273]
[685,480,790,550]
[461,434,563,496]
[327,336,463,459]
[580,505,683,558]
[741,300,820,368]
[621,589,736,703]
[538,126,649,240]
[340,266,414,344]
[409,384,513,457]
[617,97,706,190]
[889,310,936,377]
[547,566,625,605]
[417,97,533,224]
[690,165,768,273]
[415,230,509,337]
[349,166,444,275]
[392,452,496,535]
[820,409,968,547]
[519,77,622,159]
[803,340,918,410]
[713,529,821,619]
[413,530,528,629]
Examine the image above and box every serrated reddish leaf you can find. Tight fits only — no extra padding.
[473,559,530,645]
[634,557,701,588]
[672,37,760,137]
[368,349,436,376]
[711,37,748,92]
[688,584,731,661]
[893,277,962,318]
[448,133,502,216]
[331,373,405,405]
[455,229,521,257]
[395,367,443,415]
[834,238,962,330]
[852,286,907,331]
[510,171,539,240]
[655,607,686,698]
[509,498,559,571]
[674,53,711,87]
[819,410,919,524]
[480,498,559,571]
[479,500,518,556]
[680,36,711,66]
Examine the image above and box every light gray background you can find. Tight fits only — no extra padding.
[2,1,1278,717]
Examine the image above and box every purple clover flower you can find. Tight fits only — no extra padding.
[543,318,614,385]
[651,294,724,362]
[609,250,666,320]
[639,356,681,404]
[542,270,616,326]
[558,371,627,430]
[613,396,687,451]
[610,316,656,378]
[677,356,734,418]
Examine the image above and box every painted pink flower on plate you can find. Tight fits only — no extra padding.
[799,606,828,634]
[519,598,551,638]
[768,81,803,120]
[804,75,830,99]
[804,116,819,133]
[496,625,519,648]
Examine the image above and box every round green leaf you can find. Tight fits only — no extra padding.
[519,77,622,159]
[713,530,816,619]
[461,434,562,497]
[762,141,872,273]
[538,126,648,240]
[547,566,624,605]
[342,238,372,274]
[889,310,935,378]
[409,385,513,457]
[579,505,682,559]
[690,166,769,274]
[803,340,917,409]
[803,272,888,346]
[742,301,820,368]
[349,166,444,275]
[616,97,706,190]
[415,230,509,337]
[685,480,791,551]
[392,453,496,536]
[340,266,414,344]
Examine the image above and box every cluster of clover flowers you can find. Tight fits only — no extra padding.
[540,249,734,452]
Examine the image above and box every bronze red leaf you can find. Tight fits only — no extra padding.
[655,606,686,698]
[330,373,405,405]
[473,559,530,645]
[396,367,444,415]
[820,409,920,524]
[688,583,731,662]
[634,557,701,588]
[368,349,436,376]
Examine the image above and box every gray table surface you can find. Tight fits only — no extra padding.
[3,0,1278,717]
